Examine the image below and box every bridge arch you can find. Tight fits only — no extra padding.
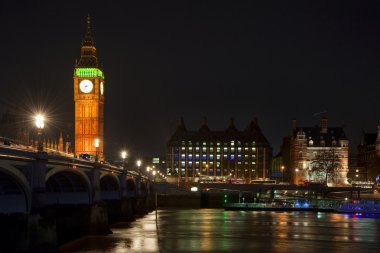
[46,167,92,205]
[0,163,31,213]
[100,173,120,200]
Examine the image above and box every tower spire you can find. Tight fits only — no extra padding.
[77,14,98,67]
[86,14,91,35]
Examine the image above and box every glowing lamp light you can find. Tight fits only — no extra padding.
[121,151,127,159]
[94,138,100,148]
[191,187,198,192]
[152,170,156,176]
[146,166,151,172]
[136,160,142,167]
[35,114,45,129]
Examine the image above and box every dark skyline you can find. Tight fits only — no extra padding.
[1,1,380,160]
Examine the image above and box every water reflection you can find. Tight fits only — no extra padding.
[61,209,380,253]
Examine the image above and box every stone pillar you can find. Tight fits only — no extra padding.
[89,162,111,235]
[28,151,57,251]
[32,152,48,209]
[136,176,142,197]
[120,171,127,199]
[120,172,134,221]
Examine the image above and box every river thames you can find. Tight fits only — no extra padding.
[61,209,380,253]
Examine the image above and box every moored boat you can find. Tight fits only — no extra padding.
[334,200,380,214]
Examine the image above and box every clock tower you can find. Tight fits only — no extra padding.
[74,15,105,160]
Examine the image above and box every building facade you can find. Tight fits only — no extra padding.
[282,117,349,185]
[357,125,380,181]
[74,16,105,160]
[166,118,272,183]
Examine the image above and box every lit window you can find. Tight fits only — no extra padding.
[356,169,359,172]
[181,147,185,150]
[196,147,200,151]
[223,147,228,152]
[203,142,206,146]
[231,148,235,152]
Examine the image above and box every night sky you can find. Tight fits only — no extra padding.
[1,1,380,160]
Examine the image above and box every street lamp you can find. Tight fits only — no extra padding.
[295,168,299,185]
[94,138,100,162]
[35,114,45,152]
[281,165,285,183]
[121,150,127,170]
[136,160,142,175]
[152,170,156,182]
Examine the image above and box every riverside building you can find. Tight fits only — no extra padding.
[281,117,349,185]
[166,118,272,183]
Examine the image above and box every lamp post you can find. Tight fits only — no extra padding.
[35,114,44,152]
[136,160,142,176]
[120,150,128,198]
[146,166,151,180]
[281,165,285,183]
[152,170,156,182]
[121,150,127,170]
[295,168,299,185]
[94,138,100,162]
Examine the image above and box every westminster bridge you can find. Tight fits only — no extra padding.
[0,143,155,252]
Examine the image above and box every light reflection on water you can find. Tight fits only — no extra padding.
[61,209,380,253]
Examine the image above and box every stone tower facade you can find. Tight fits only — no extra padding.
[74,15,105,160]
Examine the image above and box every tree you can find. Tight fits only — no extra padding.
[309,149,342,185]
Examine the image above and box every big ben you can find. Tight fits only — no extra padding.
[74,15,105,160]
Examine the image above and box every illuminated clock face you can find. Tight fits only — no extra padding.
[79,79,94,93]
[100,82,104,95]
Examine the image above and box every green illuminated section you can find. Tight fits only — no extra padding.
[75,68,104,79]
